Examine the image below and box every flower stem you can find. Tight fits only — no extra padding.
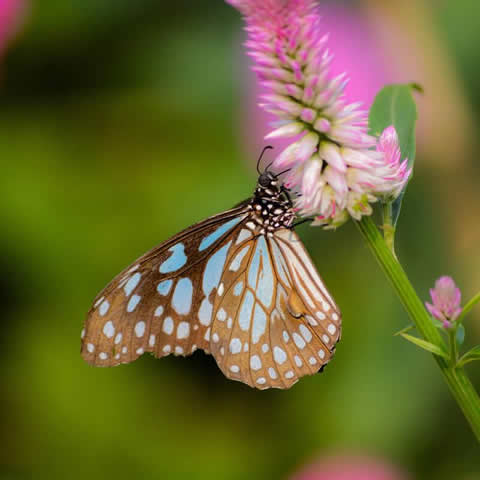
[356,215,480,442]
[382,201,396,258]
[449,328,459,368]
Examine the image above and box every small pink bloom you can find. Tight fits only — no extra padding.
[375,126,411,199]
[290,454,409,480]
[425,276,462,328]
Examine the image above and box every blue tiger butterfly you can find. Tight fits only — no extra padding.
[81,154,341,389]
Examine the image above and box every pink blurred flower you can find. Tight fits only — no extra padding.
[228,0,409,228]
[290,454,409,480]
[426,276,462,329]
[0,0,26,57]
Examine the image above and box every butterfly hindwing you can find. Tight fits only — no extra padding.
[208,228,341,389]
[81,207,249,366]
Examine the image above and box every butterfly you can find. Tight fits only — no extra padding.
[81,156,341,389]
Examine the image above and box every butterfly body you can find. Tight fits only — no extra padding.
[81,172,341,389]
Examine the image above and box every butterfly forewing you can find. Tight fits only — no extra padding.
[81,207,249,366]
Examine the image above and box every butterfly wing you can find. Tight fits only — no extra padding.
[208,228,341,389]
[81,206,250,366]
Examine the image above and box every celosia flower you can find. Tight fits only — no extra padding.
[227,0,411,228]
[425,276,462,329]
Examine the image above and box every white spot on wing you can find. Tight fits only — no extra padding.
[268,368,278,379]
[328,324,336,335]
[198,298,213,326]
[87,343,95,353]
[256,377,266,385]
[149,334,156,347]
[273,346,287,365]
[217,308,227,321]
[230,365,240,373]
[285,370,294,379]
[99,352,108,360]
[299,324,312,342]
[229,338,242,354]
[177,321,190,339]
[103,321,115,338]
[250,355,262,371]
[293,333,306,349]
[115,333,122,345]
[154,306,164,317]
[135,321,145,337]
[162,317,174,335]
[294,355,303,367]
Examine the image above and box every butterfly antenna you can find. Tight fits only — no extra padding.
[276,168,292,177]
[256,145,274,174]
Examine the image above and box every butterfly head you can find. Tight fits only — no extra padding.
[250,168,296,232]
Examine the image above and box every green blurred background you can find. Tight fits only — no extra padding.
[1,1,479,479]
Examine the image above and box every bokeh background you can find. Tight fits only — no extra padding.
[1,0,479,479]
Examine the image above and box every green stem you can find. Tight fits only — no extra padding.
[382,201,396,258]
[356,215,480,442]
[449,328,459,368]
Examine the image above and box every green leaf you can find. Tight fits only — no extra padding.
[456,324,466,345]
[456,291,480,325]
[457,346,480,367]
[394,324,415,336]
[400,332,449,359]
[369,84,418,225]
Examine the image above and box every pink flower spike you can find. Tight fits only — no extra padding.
[227,0,415,228]
[425,276,462,328]
[265,122,304,139]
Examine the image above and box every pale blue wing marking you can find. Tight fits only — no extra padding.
[159,243,187,274]
[238,290,255,331]
[252,304,267,344]
[270,240,292,286]
[157,279,173,296]
[247,236,274,309]
[172,277,193,315]
[198,217,244,252]
[202,241,232,296]
[233,281,244,297]
[198,240,233,326]
[124,272,141,297]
